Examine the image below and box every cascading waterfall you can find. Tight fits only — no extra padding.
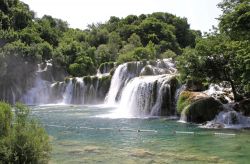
[204,110,250,129]
[202,104,250,129]
[49,75,111,105]
[62,79,73,104]
[105,59,177,105]
[105,62,143,105]
[203,83,233,103]
[20,60,111,105]
[118,75,176,117]
[8,58,179,110]
[21,76,52,104]
[103,59,179,118]
[21,61,53,105]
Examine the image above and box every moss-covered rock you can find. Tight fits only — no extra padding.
[184,97,223,123]
[177,91,222,123]
[109,67,116,76]
[97,75,112,99]
[177,91,208,114]
[83,76,91,84]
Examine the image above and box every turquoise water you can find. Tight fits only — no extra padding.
[31,105,250,164]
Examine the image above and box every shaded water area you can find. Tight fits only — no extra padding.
[31,105,250,164]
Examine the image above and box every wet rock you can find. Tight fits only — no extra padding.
[203,122,225,129]
[177,91,223,123]
[177,91,208,114]
[217,95,229,104]
[140,65,156,76]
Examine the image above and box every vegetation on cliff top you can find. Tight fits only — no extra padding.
[0,0,199,79]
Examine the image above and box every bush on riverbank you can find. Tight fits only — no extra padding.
[0,102,51,163]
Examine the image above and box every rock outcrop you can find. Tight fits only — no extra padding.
[177,91,223,123]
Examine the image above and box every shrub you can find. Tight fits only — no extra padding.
[0,102,51,163]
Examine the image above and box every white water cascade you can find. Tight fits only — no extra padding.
[119,75,176,117]
[20,60,111,105]
[21,61,53,104]
[202,104,250,129]
[105,62,143,105]
[203,83,233,103]
[105,59,177,106]
[62,79,73,104]
[103,58,179,118]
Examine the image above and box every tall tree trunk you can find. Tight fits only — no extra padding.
[228,78,240,101]
[224,68,240,101]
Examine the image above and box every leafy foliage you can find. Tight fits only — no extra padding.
[0,0,199,78]
[177,0,250,100]
[0,102,51,163]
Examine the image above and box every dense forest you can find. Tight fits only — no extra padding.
[0,0,249,100]
[0,0,199,80]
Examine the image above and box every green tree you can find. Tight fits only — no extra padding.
[218,0,250,40]
[95,44,111,64]
[108,32,121,61]
[68,54,96,76]
[128,33,142,47]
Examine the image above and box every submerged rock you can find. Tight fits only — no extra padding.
[177,91,223,123]
[130,149,154,158]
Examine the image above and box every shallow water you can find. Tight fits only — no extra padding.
[31,105,250,164]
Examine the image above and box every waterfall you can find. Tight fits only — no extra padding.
[103,59,178,118]
[104,62,145,105]
[117,75,176,117]
[21,61,53,105]
[202,104,250,129]
[22,74,111,105]
[62,79,73,104]
[150,78,172,116]
[203,83,233,103]
[14,58,179,114]
[105,59,177,105]
[19,59,111,105]
[21,76,52,104]
[58,76,110,105]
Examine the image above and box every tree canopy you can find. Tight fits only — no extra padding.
[0,0,200,78]
[177,0,250,100]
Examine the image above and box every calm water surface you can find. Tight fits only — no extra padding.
[31,105,250,164]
